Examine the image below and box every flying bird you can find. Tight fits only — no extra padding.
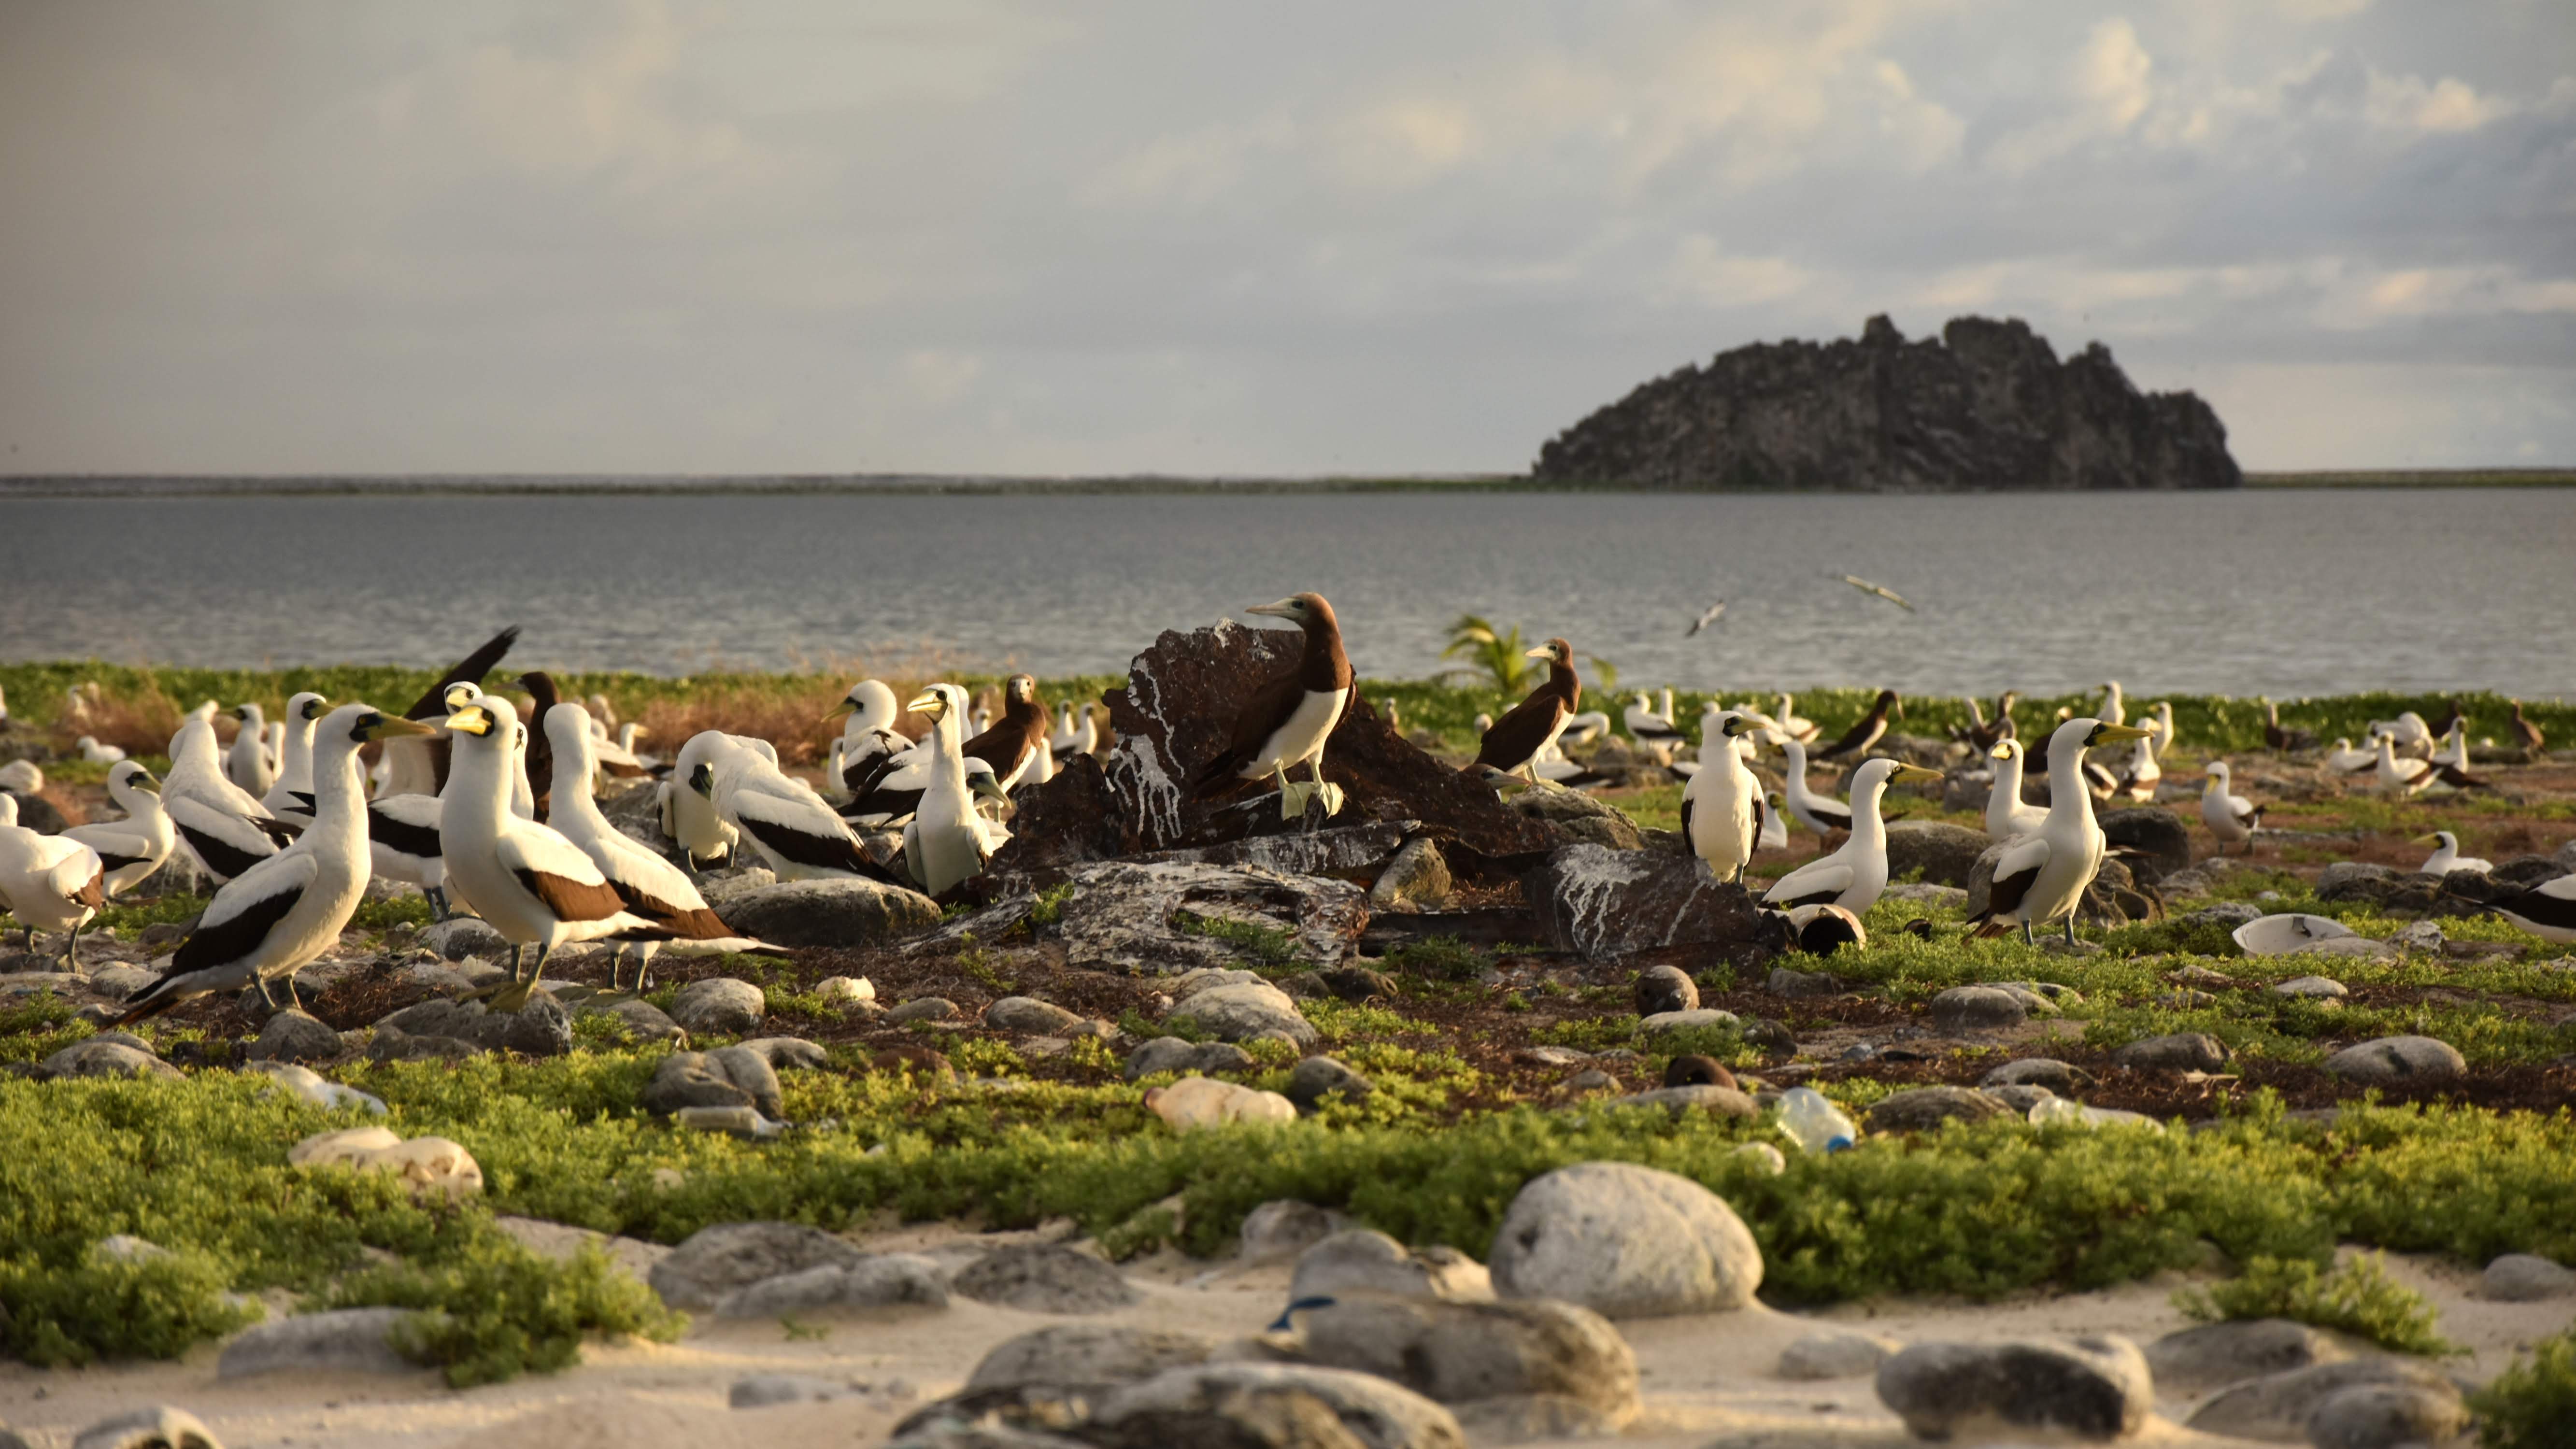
[1682,599,1727,638]
[1835,574,1914,611]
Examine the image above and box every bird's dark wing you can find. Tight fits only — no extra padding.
[512,867,631,923]
[1677,794,1694,845]
[1188,669,1308,796]
[366,804,444,861]
[405,626,521,720]
[737,814,892,881]
[1473,691,1569,772]
[171,878,304,974]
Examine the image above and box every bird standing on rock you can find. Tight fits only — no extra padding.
[1680,710,1764,884]
[1471,637,1580,780]
[0,795,103,967]
[1969,716,2152,946]
[1188,592,1352,822]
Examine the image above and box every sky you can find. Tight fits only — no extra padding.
[1,0,2570,477]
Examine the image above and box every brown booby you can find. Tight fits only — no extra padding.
[960,673,1051,793]
[1470,638,1580,779]
[1962,690,2018,752]
[515,671,564,820]
[2510,700,2546,753]
[1815,689,1900,761]
[1187,592,1353,820]
[2260,697,2317,753]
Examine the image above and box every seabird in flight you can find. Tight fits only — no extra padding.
[0,795,103,966]
[1814,689,1900,762]
[2199,761,2263,855]
[1679,710,1763,884]
[63,762,176,898]
[1187,592,1354,821]
[1836,574,1914,611]
[1470,638,1580,780]
[1760,757,1941,914]
[1968,717,2152,945]
[1682,598,1727,637]
[119,704,434,1019]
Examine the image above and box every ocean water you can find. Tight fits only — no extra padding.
[1,488,2570,697]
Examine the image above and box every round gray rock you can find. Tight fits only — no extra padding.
[1166,980,1317,1047]
[1291,1229,1492,1304]
[1778,1329,1900,1380]
[2482,1252,2575,1301]
[215,1307,414,1379]
[1883,821,1993,887]
[418,915,508,961]
[2323,1035,2465,1085]
[2306,1382,2470,1449]
[2186,1357,2462,1441]
[582,997,686,1045]
[245,1009,347,1065]
[985,996,1083,1034]
[1875,1335,2152,1441]
[1981,1058,2094,1093]
[1864,1087,2013,1135]
[950,1244,1140,1315]
[42,1039,182,1080]
[968,1322,1217,1394]
[714,877,941,948]
[713,1254,949,1318]
[669,977,766,1036]
[1241,1200,1346,1264]
[2142,1318,2345,1390]
[2110,1032,2234,1072]
[2272,975,2349,999]
[1927,986,2027,1031]
[1123,1036,1256,1081]
[648,1222,869,1310]
[886,996,959,1024]
[1284,1295,1639,1418]
[1285,1055,1372,1114]
[1086,1362,1466,1449]
[1488,1162,1762,1318]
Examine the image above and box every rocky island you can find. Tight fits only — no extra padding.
[1533,313,2241,492]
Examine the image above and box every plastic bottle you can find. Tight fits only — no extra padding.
[1775,1087,1857,1153]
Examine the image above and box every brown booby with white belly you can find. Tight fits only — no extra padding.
[1470,637,1580,779]
[1188,593,1352,819]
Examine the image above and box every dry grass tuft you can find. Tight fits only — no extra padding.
[51,681,185,761]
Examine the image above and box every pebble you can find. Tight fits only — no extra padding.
[1876,1335,2152,1440]
[1778,1328,1900,1380]
[669,977,766,1036]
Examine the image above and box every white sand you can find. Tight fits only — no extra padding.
[0,1225,2565,1448]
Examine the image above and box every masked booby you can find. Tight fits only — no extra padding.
[2199,761,2263,855]
[2370,711,2433,755]
[63,762,176,898]
[119,705,433,1019]
[2490,873,2576,945]
[379,626,522,799]
[163,705,301,882]
[1776,737,1853,836]
[900,684,1013,895]
[541,704,778,989]
[1680,710,1764,884]
[827,679,912,797]
[1622,694,1686,763]
[1773,694,1820,745]
[2373,735,2437,796]
[2416,831,2491,876]
[0,761,38,795]
[1758,790,1789,852]
[76,736,127,764]
[1968,717,2151,945]
[660,732,744,870]
[1471,638,1580,779]
[436,694,669,1006]
[225,704,278,798]
[2096,682,2126,728]
[1760,757,1941,913]
[1050,701,1101,759]
[2321,738,2375,776]
[1815,690,1899,762]
[2147,702,2175,762]
[2509,700,2545,753]
[0,795,103,966]
[259,693,327,823]
[366,789,451,919]
[1187,593,1353,821]
[698,735,888,881]
[2117,730,2162,802]
[1983,740,2050,838]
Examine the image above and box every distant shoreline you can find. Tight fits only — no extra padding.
[0,468,2568,498]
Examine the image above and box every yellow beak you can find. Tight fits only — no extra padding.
[822,700,856,724]
[2093,723,2153,744]
[133,774,161,795]
[905,690,945,719]
[1523,646,1552,659]
[370,717,439,741]
[443,705,493,738]
[442,682,479,710]
[1890,763,1943,785]
[2410,832,2441,845]
[1988,743,2012,760]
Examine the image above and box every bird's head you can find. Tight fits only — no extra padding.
[688,761,716,798]
[2413,830,2455,848]
[825,678,897,727]
[1525,637,1573,668]
[907,683,968,724]
[1990,739,2021,763]
[1709,710,1753,740]
[234,703,257,723]
[442,682,482,712]
[1465,763,1535,796]
[116,762,159,795]
[971,770,1012,805]
[1006,673,1038,705]
[335,703,437,747]
[443,691,509,740]
[1246,593,1333,629]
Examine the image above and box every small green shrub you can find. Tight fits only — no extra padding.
[2175,1252,2459,1356]
[330,1239,683,1387]
[1381,936,1487,981]
[1171,911,1304,967]
[0,1247,263,1366]
[2472,1328,2576,1448]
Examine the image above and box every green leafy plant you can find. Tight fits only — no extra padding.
[1440,615,1534,694]
[2472,1328,2576,1448]
[2174,1252,2460,1356]
[331,1238,683,1387]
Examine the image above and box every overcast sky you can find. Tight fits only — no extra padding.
[2,0,2570,476]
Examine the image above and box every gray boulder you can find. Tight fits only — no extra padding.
[1523,844,1785,964]
[86,964,159,1001]
[2323,1035,2465,1085]
[2482,1252,2575,1301]
[1636,1008,1739,1036]
[713,1254,949,1318]
[883,1427,1089,1449]
[1241,1201,1347,1264]
[215,1307,414,1379]
[648,1222,869,1310]
[1285,1055,1372,1114]
[2306,1382,2470,1449]
[2272,975,2349,999]
[580,997,685,1045]
[738,1035,829,1071]
[985,996,1084,1034]
[42,1039,183,1080]
[244,1009,346,1065]
[2317,861,2401,903]
[1292,1230,1492,1305]
[2142,1318,2345,1390]
[2099,807,2192,883]
[1875,1335,2152,1441]
[2110,1032,2233,1072]
[2186,1358,2462,1441]
[1984,1084,2058,1113]
[1167,980,1318,1047]
[1368,837,1455,913]
[1777,1329,1901,1380]
[1488,1162,1762,1317]
[1864,1087,2013,1135]
[1123,1036,1256,1081]
[950,1244,1139,1316]
[1883,821,1992,887]
[1084,1362,1467,1449]
[715,877,940,948]
[373,996,570,1057]
[640,1049,783,1118]
[729,1373,871,1408]
[1632,965,1697,1016]
[669,977,766,1036]
[967,1322,1217,1395]
[419,915,508,961]
[1981,1058,2094,1093]
[1765,966,1847,998]
[1281,1295,1639,1419]
[1926,986,2026,1031]
[886,996,958,1024]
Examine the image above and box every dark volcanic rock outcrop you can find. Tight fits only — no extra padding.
[1532,314,2239,492]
